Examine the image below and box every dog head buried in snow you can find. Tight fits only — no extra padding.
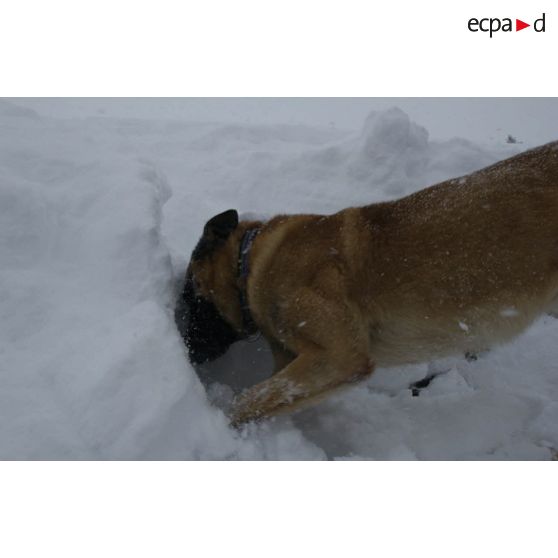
[175,209,246,365]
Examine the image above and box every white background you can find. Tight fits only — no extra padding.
[1,1,556,96]
[1,0,556,557]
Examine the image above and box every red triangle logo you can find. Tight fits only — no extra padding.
[516,19,530,31]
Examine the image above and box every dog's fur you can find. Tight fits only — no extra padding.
[176,141,558,426]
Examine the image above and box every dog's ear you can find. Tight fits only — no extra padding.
[204,209,239,240]
[192,209,239,261]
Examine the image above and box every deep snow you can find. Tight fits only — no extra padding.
[1,98,557,459]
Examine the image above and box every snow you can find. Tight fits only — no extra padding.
[1,98,557,460]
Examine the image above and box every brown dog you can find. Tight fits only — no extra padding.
[176,141,558,426]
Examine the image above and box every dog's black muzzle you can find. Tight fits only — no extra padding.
[175,273,240,365]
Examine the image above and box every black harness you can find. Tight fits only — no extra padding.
[237,228,261,337]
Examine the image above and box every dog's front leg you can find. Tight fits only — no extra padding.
[230,351,374,427]
[268,337,296,374]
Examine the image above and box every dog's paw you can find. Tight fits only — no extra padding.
[229,409,263,430]
[409,373,438,396]
[229,393,265,429]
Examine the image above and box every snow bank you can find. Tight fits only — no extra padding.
[1,99,555,459]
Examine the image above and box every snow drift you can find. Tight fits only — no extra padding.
[1,99,556,459]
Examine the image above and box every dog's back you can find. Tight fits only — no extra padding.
[350,141,558,365]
